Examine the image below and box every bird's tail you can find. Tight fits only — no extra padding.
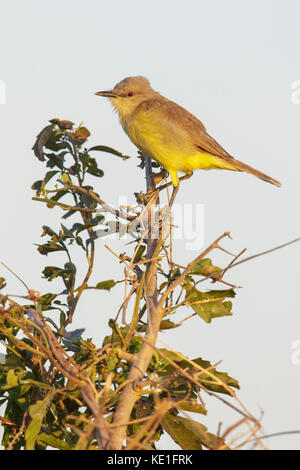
[230,157,281,187]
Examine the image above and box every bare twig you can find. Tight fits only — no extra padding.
[157,232,231,309]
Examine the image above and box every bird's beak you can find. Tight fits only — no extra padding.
[95,90,118,98]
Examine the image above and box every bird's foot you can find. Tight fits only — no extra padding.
[179,171,193,183]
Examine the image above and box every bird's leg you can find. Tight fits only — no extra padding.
[169,185,179,207]
[168,172,193,206]
[180,171,193,183]
[157,171,194,193]
[133,170,193,232]
[139,171,193,206]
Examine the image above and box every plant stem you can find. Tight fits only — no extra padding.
[110,155,163,449]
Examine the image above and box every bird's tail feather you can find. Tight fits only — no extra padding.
[230,157,281,187]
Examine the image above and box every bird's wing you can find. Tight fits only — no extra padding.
[134,97,234,161]
[195,129,233,160]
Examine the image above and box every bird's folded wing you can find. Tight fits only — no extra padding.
[134,97,234,161]
[195,130,234,160]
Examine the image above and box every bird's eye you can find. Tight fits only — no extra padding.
[127,91,134,97]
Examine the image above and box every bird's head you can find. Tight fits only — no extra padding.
[95,76,157,119]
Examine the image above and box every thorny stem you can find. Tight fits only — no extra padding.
[110,155,165,449]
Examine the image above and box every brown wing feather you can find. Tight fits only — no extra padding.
[195,130,233,159]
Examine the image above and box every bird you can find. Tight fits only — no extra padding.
[95,76,281,189]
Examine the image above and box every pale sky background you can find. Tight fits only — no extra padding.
[1,0,300,450]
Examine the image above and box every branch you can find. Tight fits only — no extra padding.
[110,155,164,449]
[69,185,137,221]
[195,236,300,287]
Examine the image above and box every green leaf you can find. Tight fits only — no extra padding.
[95,279,116,290]
[87,166,104,178]
[133,245,146,262]
[45,152,65,170]
[80,154,104,178]
[75,236,85,249]
[189,258,221,277]
[25,391,55,450]
[107,351,119,371]
[85,280,116,291]
[159,349,239,395]
[184,285,235,323]
[192,358,240,393]
[44,129,69,153]
[162,413,203,450]
[177,400,207,415]
[61,224,75,238]
[62,209,76,219]
[159,320,179,330]
[37,432,72,450]
[88,145,130,160]
[37,242,65,256]
[42,264,76,292]
[2,369,19,390]
[50,189,69,202]
[39,293,57,306]
[42,266,66,281]
[32,124,54,161]
[31,180,42,191]
[163,413,222,450]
